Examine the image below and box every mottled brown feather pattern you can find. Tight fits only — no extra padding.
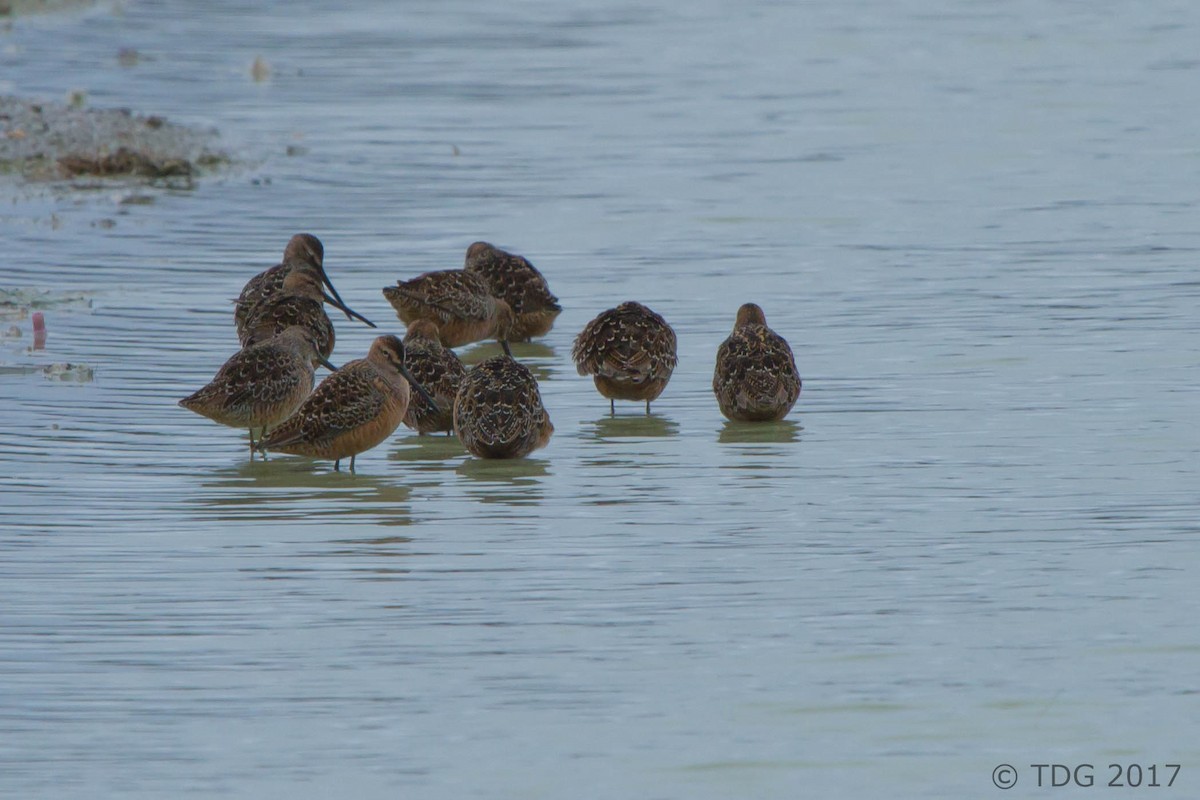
[240,264,336,360]
[402,320,467,434]
[179,326,322,433]
[572,301,677,406]
[259,336,413,466]
[234,233,324,339]
[263,371,385,452]
[463,242,561,341]
[712,303,801,422]
[383,270,495,323]
[382,269,513,348]
[453,356,553,459]
[234,264,287,338]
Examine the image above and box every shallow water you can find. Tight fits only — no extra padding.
[2,1,1199,797]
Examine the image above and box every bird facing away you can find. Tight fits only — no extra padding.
[178,326,336,455]
[234,233,374,339]
[462,241,561,342]
[712,303,801,422]
[571,301,678,414]
[401,319,467,435]
[239,260,360,361]
[258,335,435,471]
[453,354,554,459]
[382,269,515,349]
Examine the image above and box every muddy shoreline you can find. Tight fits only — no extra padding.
[0,95,228,186]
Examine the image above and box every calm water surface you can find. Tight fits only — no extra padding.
[2,1,1198,797]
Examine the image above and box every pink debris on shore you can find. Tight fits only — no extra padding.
[32,311,46,349]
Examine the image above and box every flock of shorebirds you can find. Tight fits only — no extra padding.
[179,233,802,471]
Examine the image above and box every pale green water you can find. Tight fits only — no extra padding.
[2,1,1199,797]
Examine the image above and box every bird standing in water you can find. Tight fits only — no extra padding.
[462,241,561,342]
[234,233,374,340]
[239,259,364,361]
[572,301,678,414]
[453,354,553,459]
[257,335,435,472]
[401,319,468,435]
[178,326,336,455]
[382,268,515,350]
[712,303,801,422]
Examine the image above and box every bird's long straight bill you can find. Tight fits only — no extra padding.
[398,364,438,409]
[316,264,352,317]
[320,290,377,328]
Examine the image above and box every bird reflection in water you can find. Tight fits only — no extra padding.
[586,413,679,442]
[717,418,802,445]
[455,457,549,506]
[190,460,413,527]
[387,436,466,488]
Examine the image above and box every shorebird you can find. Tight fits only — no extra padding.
[713,303,801,422]
[382,269,514,350]
[239,259,361,360]
[178,326,336,455]
[401,319,467,435]
[462,241,561,342]
[453,353,553,459]
[257,335,435,471]
[234,233,374,340]
[572,301,677,414]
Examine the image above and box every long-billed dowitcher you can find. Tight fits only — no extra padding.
[382,269,515,349]
[234,233,374,339]
[712,303,801,422]
[462,242,561,342]
[178,326,336,455]
[257,335,435,471]
[401,319,467,435]
[239,259,362,360]
[453,354,553,459]
[572,301,678,414]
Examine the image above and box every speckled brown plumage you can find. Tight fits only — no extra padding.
[453,355,553,459]
[240,261,337,360]
[401,319,467,435]
[572,301,678,413]
[713,303,801,422]
[178,326,330,453]
[234,233,374,341]
[382,269,514,348]
[234,234,324,338]
[462,242,561,341]
[258,335,421,471]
